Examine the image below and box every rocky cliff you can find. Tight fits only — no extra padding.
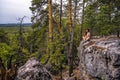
[78,37,120,80]
[15,58,53,80]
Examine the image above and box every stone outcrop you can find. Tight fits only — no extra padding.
[78,37,120,80]
[16,58,53,80]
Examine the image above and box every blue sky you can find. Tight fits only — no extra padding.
[0,0,32,24]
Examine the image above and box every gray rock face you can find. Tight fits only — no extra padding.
[16,58,53,80]
[78,38,120,80]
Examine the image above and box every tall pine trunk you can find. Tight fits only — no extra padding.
[48,0,53,42]
[68,0,73,77]
[80,0,85,40]
[47,0,53,63]
[60,0,62,29]
[69,0,73,33]
[60,0,63,79]
[57,0,63,37]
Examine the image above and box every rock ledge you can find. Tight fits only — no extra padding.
[78,38,120,80]
[16,58,53,80]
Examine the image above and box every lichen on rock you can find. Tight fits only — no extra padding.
[78,37,120,80]
[15,58,53,80]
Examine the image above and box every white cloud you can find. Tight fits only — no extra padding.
[0,0,32,23]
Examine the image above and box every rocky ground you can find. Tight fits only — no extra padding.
[53,67,81,80]
[15,57,81,80]
[15,37,120,80]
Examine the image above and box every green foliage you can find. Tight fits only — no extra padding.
[0,29,9,44]
[40,30,66,73]
[30,0,48,29]
[84,0,120,36]
[0,43,13,66]
[51,32,66,65]
[0,27,32,68]
[27,26,47,55]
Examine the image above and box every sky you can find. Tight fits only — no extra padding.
[0,0,32,24]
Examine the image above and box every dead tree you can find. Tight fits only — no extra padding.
[17,16,26,54]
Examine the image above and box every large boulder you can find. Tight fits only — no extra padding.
[16,58,53,80]
[78,37,120,80]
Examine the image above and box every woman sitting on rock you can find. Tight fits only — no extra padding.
[83,29,91,41]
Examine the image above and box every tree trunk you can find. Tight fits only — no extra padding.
[48,0,53,42]
[0,58,6,80]
[69,0,73,33]
[117,30,119,37]
[60,0,63,79]
[80,0,85,40]
[53,0,63,36]
[68,0,73,77]
[60,0,62,31]
[19,16,26,54]
[73,0,78,66]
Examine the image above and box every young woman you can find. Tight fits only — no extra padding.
[83,29,91,41]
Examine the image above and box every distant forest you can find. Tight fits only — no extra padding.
[0,23,32,27]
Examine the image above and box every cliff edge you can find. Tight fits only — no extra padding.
[78,37,120,80]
